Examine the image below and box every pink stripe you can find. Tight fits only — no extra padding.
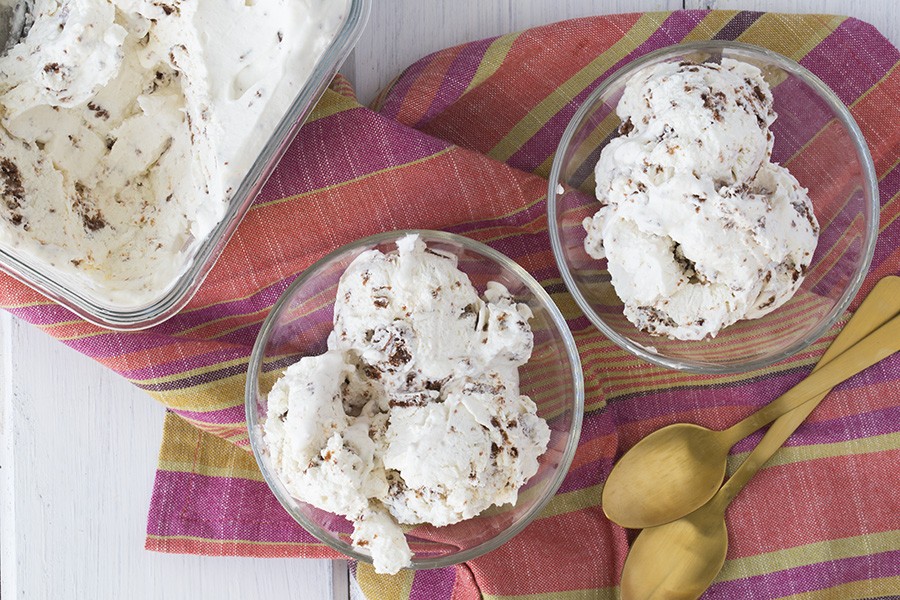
[707,550,900,598]
[504,10,706,174]
[799,18,900,106]
[769,77,834,164]
[410,566,459,600]
[159,279,291,334]
[606,366,813,422]
[118,346,249,381]
[146,469,324,544]
[5,301,84,326]
[173,404,246,426]
[379,52,445,121]
[414,36,498,128]
[556,458,613,495]
[60,331,191,361]
[870,163,900,270]
[253,107,451,205]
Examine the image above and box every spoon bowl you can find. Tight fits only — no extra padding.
[616,278,900,600]
[603,278,900,531]
[602,424,727,529]
[621,501,728,600]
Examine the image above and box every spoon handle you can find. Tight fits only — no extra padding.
[716,276,900,505]
[725,307,900,443]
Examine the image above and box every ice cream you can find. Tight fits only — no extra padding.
[583,58,819,340]
[263,234,551,574]
[0,0,346,308]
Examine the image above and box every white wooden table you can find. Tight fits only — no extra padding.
[1,1,894,599]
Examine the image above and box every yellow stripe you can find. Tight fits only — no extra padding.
[537,484,603,520]
[727,431,900,474]
[535,152,557,177]
[739,14,846,61]
[37,318,84,329]
[355,563,415,600]
[719,530,900,583]
[55,328,109,342]
[131,356,249,386]
[489,12,666,165]
[681,10,740,42]
[305,88,361,123]
[157,459,262,482]
[484,589,618,600]
[255,146,455,211]
[875,153,900,232]
[879,194,900,233]
[780,577,900,600]
[0,298,57,309]
[159,412,258,476]
[147,376,246,411]
[465,32,522,93]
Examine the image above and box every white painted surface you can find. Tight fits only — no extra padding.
[1,1,895,599]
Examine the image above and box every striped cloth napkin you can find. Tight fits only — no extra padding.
[3,10,899,599]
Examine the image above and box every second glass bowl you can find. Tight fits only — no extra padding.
[246,230,584,569]
[548,41,878,374]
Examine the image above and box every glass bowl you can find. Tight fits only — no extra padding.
[246,230,584,569]
[548,41,878,374]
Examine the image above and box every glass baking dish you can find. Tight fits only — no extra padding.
[0,0,370,330]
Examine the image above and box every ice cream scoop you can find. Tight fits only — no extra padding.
[583,58,819,340]
[263,234,550,574]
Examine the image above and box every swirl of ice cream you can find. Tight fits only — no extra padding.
[0,0,346,307]
[583,58,819,340]
[263,235,550,574]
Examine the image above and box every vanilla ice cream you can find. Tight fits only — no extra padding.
[0,0,346,307]
[583,58,819,340]
[263,235,551,574]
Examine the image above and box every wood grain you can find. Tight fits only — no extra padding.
[350,0,682,106]
[0,313,343,599]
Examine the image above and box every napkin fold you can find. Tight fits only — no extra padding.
[3,10,900,599]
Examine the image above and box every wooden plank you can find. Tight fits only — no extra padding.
[0,314,338,599]
[350,0,683,106]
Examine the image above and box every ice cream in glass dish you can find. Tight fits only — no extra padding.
[581,57,819,341]
[262,234,552,574]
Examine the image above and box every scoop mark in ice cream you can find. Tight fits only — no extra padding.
[582,58,819,340]
[1,157,26,228]
[0,0,348,307]
[263,235,550,575]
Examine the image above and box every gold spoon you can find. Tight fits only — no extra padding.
[619,279,900,600]
[603,276,900,529]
